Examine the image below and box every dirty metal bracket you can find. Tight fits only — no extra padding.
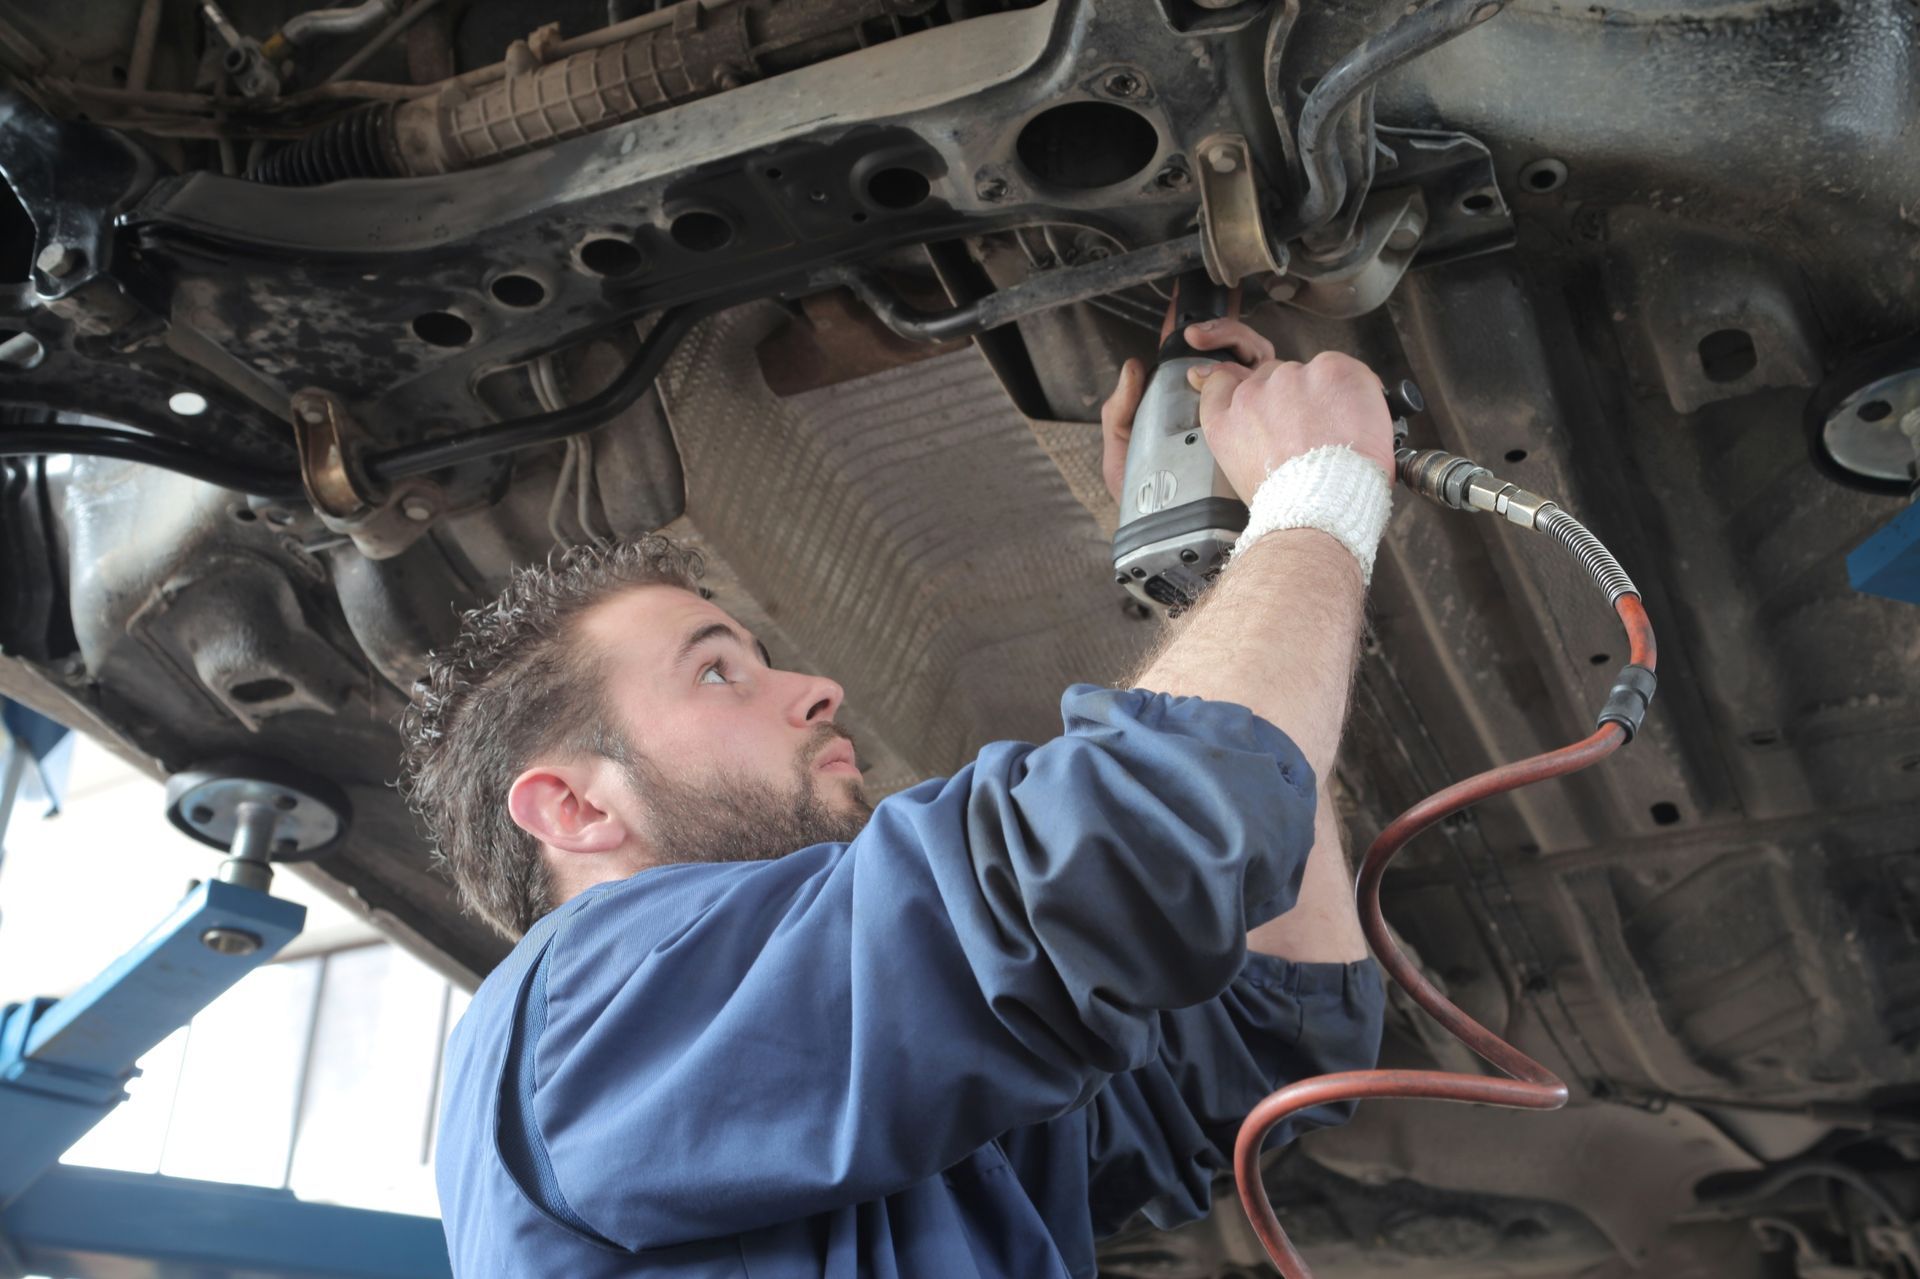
[290,388,441,558]
[1262,127,1511,315]
[290,388,376,520]
[1368,125,1514,267]
[1281,186,1427,318]
[1194,132,1285,287]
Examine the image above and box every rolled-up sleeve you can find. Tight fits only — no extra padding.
[999,956,1385,1270]
[1083,954,1384,1234]
[534,684,1319,1249]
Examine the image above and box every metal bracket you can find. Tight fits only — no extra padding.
[1280,187,1427,318]
[289,389,444,558]
[289,389,376,521]
[1194,133,1284,287]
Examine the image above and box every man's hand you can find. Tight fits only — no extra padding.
[1187,350,1396,501]
[1099,319,1278,503]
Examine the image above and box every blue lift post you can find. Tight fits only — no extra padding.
[0,768,454,1278]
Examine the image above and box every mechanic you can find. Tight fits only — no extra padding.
[402,318,1394,1278]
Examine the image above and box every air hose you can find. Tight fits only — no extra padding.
[1233,446,1659,1276]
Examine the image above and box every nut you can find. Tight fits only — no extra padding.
[1154,165,1191,191]
[1103,71,1141,98]
[298,402,328,425]
[1204,143,1240,175]
[976,177,1009,203]
[35,242,77,278]
[402,498,435,522]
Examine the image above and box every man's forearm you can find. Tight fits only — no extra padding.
[1131,528,1370,963]
[1246,786,1366,961]
[1132,528,1364,781]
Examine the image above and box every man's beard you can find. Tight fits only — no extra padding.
[625,724,873,867]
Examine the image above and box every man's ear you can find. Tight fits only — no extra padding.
[506,763,630,855]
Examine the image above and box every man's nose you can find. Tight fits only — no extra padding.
[782,671,845,727]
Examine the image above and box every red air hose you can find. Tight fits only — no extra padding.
[1234,593,1658,1275]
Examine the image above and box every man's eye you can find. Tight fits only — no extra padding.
[698,664,728,686]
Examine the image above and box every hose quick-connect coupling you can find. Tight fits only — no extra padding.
[1395,448,1557,529]
[1597,664,1658,741]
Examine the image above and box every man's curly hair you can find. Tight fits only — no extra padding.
[398,536,704,939]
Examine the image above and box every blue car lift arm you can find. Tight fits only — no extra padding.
[3,1165,454,1279]
[0,851,452,1277]
[0,878,307,1208]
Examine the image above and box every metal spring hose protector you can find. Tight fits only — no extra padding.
[1538,506,1638,606]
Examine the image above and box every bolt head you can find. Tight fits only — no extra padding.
[297,403,327,425]
[1386,225,1422,252]
[976,177,1008,203]
[1103,71,1140,97]
[1205,143,1240,174]
[35,242,77,278]
[1155,165,1191,192]
[402,498,434,522]
[1265,277,1300,302]
[200,926,262,956]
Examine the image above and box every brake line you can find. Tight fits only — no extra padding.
[1234,448,1659,1276]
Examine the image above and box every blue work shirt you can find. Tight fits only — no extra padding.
[436,685,1385,1277]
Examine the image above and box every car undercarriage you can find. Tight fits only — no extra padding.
[1,0,1918,1274]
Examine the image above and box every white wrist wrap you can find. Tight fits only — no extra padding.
[1230,445,1393,584]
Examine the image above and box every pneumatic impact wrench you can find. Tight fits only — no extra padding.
[1111,268,1424,613]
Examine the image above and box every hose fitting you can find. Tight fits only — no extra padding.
[1395,447,1557,529]
[1597,663,1658,741]
[1395,447,1640,605]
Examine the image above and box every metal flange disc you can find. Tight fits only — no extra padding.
[1805,334,1920,497]
[163,757,351,861]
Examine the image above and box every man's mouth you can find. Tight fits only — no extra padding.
[814,738,860,775]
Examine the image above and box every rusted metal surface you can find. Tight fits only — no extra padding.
[0,0,1916,1272]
